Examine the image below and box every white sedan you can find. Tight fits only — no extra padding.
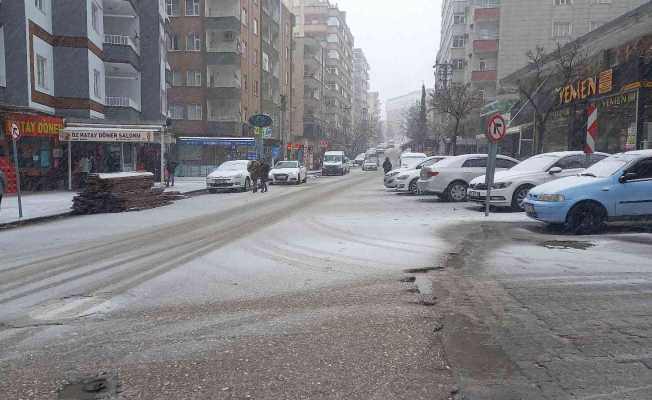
[417,154,520,202]
[395,156,448,194]
[268,160,307,185]
[468,151,609,210]
[207,160,252,193]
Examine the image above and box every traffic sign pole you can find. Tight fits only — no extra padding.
[484,143,497,217]
[12,138,23,218]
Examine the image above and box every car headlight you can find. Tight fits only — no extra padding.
[538,194,565,202]
[397,175,409,180]
[492,182,512,189]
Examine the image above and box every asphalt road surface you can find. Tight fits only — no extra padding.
[2,162,652,399]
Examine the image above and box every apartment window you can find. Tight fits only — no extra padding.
[285,71,289,85]
[171,70,183,86]
[553,22,572,38]
[36,55,48,90]
[327,34,338,43]
[35,0,44,12]
[186,70,201,86]
[243,73,248,90]
[327,67,337,75]
[452,35,465,48]
[0,27,6,87]
[168,33,180,50]
[242,8,247,25]
[91,2,101,33]
[589,20,604,31]
[253,19,258,35]
[554,0,572,5]
[253,80,259,96]
[262,52,270,72]
[169,105,184,119]
[253,49,258,65]
[166,0,180,16]
[185,0,199,16]
[186,32,201,51]
[285,46,289,60]
[93,69,102,98]
[452,59,465,70]
[453,14,465,24]
[479,61,486,71]
[187,104,202,120]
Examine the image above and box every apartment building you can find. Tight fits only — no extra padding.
[436,0,647,103]
[0,0,169,192]
[290,0,354,152]
[385,90,421,139]
[352,48,369,136]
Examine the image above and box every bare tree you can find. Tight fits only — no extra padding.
[430,83,482,155]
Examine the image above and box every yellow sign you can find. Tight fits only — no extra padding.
[557,68,613,105]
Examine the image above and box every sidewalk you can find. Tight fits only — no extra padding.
[0,177,206,226]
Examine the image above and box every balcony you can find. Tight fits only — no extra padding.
[471,70,497,82]
[473,39,498,53]
[205,0,240,31]
[106,96,141,111]
[474,7,499,22]
[105,34,139,54]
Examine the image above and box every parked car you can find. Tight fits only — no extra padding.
[354,153,366,166]
[206,160,252,193]
[468,151,609,211]
[363,156,379,171]
[399,152,427,169]
[523,150,652,234]
[395,156,449,194]
[417,154,519,202]
[268,160,307,185]
[322,151,349,176]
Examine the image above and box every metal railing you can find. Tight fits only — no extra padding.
[104,34,140,55]
[106,96,141,111]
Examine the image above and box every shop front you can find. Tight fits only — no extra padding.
[0,112,65,192]
[59,124,167,189]
[176,137,256,177]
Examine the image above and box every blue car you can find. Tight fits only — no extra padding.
[523,150,652,234]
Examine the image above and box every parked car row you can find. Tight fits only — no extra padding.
[384,149,652,234]
[206,159,310,193]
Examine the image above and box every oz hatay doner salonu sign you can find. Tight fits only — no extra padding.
[60,129,157,143]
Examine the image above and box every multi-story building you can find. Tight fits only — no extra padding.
[385,90,421,140]
[0,0,169,192]
[436,0,648,103]
[167,0,295,174]
[290,0,354,153]
[352,48,369,140]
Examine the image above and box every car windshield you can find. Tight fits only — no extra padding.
[583,154,638,177]
[365,158,378,163]
[510,154,559,172]
[324,155,343,162]
[275,161,298,169]
[420,158,444,168]
[217,162,245,171]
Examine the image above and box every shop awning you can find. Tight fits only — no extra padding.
[177,137,256,147]
[59,124,165,143]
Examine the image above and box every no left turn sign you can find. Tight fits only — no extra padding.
[486,114,507,143]
[10,123,21,141]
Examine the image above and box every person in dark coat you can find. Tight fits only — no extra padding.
[248,160,261,193]
[0,170,5,213]
[383,157,393,174]
[165,158,178,187]
[259,160,271,193]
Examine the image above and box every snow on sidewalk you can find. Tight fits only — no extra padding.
[0,177,207,226]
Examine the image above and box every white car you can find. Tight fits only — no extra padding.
[354,153,366,166]
[363,156,379,171]
[399,152,427,169]
[395,156,449,193]
[268,160,307,184]
[417,154,520,202]
[468,151,610,210]
[207,160,252,193]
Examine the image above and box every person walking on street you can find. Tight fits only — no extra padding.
[259,160,271,193]
[383,157,393,174]
[0,170,5,213]
[248,160,261,193]
[165,158,178,187]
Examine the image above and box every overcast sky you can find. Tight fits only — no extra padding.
[331,0,442,103]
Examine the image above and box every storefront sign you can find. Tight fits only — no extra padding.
[557,69,613,105]
[3,114,64,138]
[60,129,156,143]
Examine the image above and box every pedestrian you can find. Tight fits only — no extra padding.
[165,158,178,187]
[0,169,5,213]
[79,154,91,189]
[248,160,261,193]
[259,160,271,193]
[383,157,393,174]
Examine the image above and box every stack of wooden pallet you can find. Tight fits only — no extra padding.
[72,172,179,214]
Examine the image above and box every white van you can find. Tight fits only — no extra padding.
[322,151,349,176]
[399,152,427,169]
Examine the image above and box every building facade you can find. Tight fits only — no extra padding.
[385,90,421,140]
[352,48,369,149]
[0,0,169,192]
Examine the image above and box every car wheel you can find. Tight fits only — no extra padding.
[242,178,251,192]
[511,185,534,211]
[565,201,607,235]
[444,181,468,202]
[408,179,419,195]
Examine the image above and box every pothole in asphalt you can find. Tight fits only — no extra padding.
[58,372,119,400]
[539,240,595,250]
